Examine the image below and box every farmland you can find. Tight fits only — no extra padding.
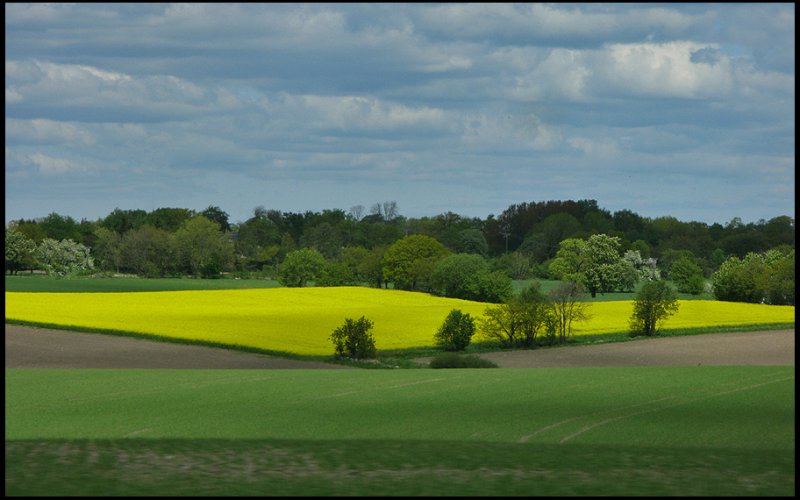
[5,280,795,495]
[5,365,795,496]
[4,287,794,357]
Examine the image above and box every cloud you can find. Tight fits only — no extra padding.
[26,153,85,176]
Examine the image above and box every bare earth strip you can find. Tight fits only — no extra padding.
[464,330,795,368]
[4,323,794,369]
[4,324,352,369]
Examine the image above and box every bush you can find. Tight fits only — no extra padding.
[434,309,476,351]
[329,316,377,359]
[429,352,497,368]
[629,280,679,336]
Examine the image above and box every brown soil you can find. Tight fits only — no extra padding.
[4,324,352,369]
[5,323,794,369]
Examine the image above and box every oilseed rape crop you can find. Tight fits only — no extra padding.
[5,287,794,356]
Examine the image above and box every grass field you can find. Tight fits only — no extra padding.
[4,274,283,292]
[5,287,794,357]
[5,366,795,496]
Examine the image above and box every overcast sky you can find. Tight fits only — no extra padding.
[5,3,795,226]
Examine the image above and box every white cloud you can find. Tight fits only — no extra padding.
[26,153,84,176]
[5,118,95,145]
[595,41,734,99]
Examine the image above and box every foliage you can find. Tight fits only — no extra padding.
[430,253,512,303]
[35,238,94,278]
[329,316,377,359]
[630,280,680,336]
[119,225,174,277]
[434,309,476,351]
[549,234,631,297]
[5,227,37,274]
[712,250,794,305]
[172,216,235,278]
[382,234,450,291]
[278,248,327,287]
[670,255,705,295]
[428,352,497,368]
[316,261,359,287]
[91,226,123,272]
[478,282,555,347]
[548,280,590,344]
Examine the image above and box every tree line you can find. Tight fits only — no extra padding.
[5,199,794,305]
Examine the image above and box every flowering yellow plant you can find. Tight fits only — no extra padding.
[5,288,793,355]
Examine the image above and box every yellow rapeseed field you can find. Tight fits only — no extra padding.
[5,287,794,356]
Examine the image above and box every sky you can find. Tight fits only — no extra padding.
[5,3,795,227]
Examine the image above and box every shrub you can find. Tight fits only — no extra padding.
[434,309,476,351]
[329,316,377,359]
[429,352,497,368]
[629,280,679,336]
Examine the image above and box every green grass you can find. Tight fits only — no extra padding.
[4,274,282,292]
[5,366,795,496]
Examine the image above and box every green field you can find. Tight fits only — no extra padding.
[4,274,283,292]
[5,366,794,496]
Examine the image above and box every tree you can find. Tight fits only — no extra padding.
[430,253,512,303]
[147,207,194,232]
[549,234,629,297]
[712,250,794,305]
[629,280,679,336]
[278,248,327,287]
[38,212,81,242]
[35,238,94,278]
[200,205,231,232]
[330,316,377,359]
[119,225,174,277]
[669,255,705,295]
[478,282,554,347]
[548,280,590,344]
[92,226,123,273]
[382,234,450,291]
[172,216,235,278]
[5,227,37,274]
[434,309,476,351]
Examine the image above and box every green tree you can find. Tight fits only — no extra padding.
[548,280,590,344]
[549,234,628,297]
[434,309,476,351]
[629,280,679,336]
[172,216,235,278]
[38,212,81,242]
[430,253,512,303]
[478,282,554,347]
[330,316,377,359]
[5,227,37,274]
[670,255,705,295]
[91,226,124,273]
[200,205,231,232]
[279,248,327,287]
[712,250,794,305]
[146,207,195,232]
[119,225,174,277]
[382,234,450,291]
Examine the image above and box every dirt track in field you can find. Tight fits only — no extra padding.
[5,323,795,369]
